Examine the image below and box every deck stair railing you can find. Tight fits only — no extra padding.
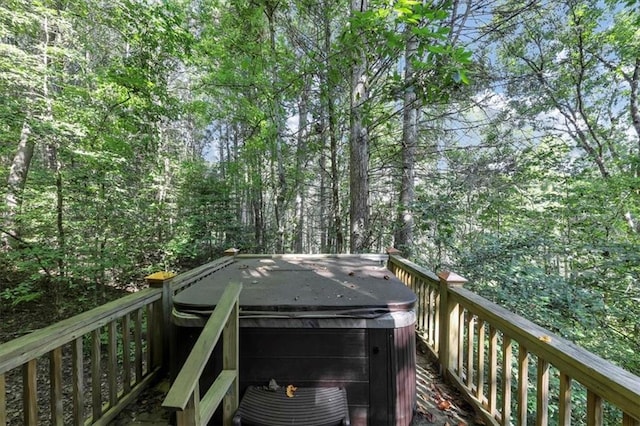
[387,250,640,426]
[162,282,242,426]
[0,255,235,426]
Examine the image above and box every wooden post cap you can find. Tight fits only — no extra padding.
[437,271,467,285]
[145,271,176,287]
[224,248,240,256]
[386,247,401,255]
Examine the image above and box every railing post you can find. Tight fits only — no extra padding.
[385,247,401,274]
[146,271,176,373]
[437,271,467,377]
[224,247,239,258]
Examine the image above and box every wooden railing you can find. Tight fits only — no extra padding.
[162,282,242,426]
[388,253,640,426]
[0,287,162,426]
[0,255,235,426]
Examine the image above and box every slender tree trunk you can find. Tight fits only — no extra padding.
[349,0,370,253]
[395,28,419,257]
[264,4,287,253]
[320,1,343,253]
[293,79,310,253]
[319,138,328,253]
[630,58,640,150]
[3,121,34,249]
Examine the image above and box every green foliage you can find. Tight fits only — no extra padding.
[2,2,639,413]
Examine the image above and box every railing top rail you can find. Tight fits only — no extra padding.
[0,287,162,374]
[163,281,243,411]
[387,254,440,283]
[169,256,236,293]
[450,286,640,419]
[237,253,389,262]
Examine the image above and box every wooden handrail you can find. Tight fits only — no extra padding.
[170,256,236,294]
[163,282,242,425]
[451,286,640,421]
[0,287,163,426]
[0,288,161,374]
[387,252,640,426]
[0,253,237,426]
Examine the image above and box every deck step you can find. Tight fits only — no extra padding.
[233,386,350,426]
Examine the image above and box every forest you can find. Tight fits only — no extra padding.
[1,0,639,393]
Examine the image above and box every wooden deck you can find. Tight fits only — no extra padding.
[1,251,639,426]
[108,351,478,425]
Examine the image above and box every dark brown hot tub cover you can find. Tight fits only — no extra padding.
[173,256,416,318]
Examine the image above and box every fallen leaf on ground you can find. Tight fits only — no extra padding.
[286,384,297,397]
[437,400,452,410]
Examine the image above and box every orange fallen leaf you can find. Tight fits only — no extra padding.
[437,400,452,410]
[539,335,552,343]
[286,384,297,397]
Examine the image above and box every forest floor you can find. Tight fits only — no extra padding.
[0,285,480,426]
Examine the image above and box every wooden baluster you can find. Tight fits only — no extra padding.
[418,278,430,332]
[433,290,440,353]
[135,308,143,383]
[586,390,602,426]
[122,314,131,393]
[476,319,485,402]
[72,337,84,426]
[502,335,512,426]
[146,303,153,374]
[0,373,6,426]
[108,321,118,407]
[23,358,38,425]
[418,276,425,331]
[222,295,240,425]
[457,309,465,376]
[426,286,432,345]
[517,346,529,426]
[466,314,475,389]
[536,358,549,426]
[622,413,640,426]
[432,287,438,347]
[92,328,102,421]
[558,373,572,426]
[177,384,200,426]
[488,326,498,416]
[50,347,63,425]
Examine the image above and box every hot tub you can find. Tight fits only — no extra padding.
[172,255,417,426]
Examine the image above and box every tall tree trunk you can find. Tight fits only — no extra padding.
[317,0,343,253]
[629,58,640,151]
[264,4,287,253]
[2,121,34,249]
[293,78,310,253]
[349,0,370,253]
[319,132,328,253]
[395,29,419,257]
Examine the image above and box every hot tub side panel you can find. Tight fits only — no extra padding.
[369,326,416,426]
[173,324,416,426]
[239,328,371,424]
